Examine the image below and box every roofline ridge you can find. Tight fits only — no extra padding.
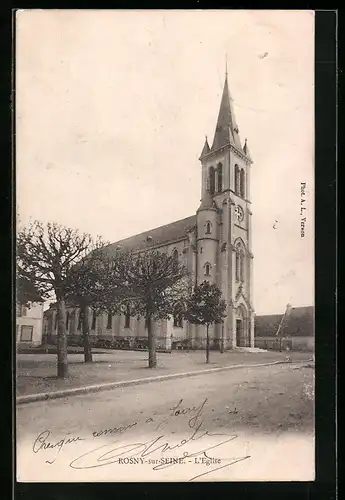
[107,214,197,248]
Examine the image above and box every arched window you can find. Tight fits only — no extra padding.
[240,168,245,198]
[209,167,215,195]
[91,311,97,330]
[125,304,131,329]
[205,221,211,234]
[235,165,240,194]
[65,311,70,331]
[205,262,211,276]
[217,163,223,193]
[107,313,112,329]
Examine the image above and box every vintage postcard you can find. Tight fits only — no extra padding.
[15,10,315,482]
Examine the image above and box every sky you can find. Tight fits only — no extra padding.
[16,10,314,315]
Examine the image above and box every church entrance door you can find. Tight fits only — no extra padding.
[236,319,243,347]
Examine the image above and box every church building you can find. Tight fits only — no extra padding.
[44,72,255,351]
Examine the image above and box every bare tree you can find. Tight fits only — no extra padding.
[65,248,131,362]
[124,250,188,368]
[17,220,104,378]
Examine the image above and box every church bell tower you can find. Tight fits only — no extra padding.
[196,70,255,349]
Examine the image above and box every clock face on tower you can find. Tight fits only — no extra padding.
[234,205,244,222]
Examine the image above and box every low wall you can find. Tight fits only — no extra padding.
[46,334,172,352]
[255,336,314,352]
[178,337,232,351]
[44,334,233,352]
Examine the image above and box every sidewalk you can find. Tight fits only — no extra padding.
[16,349,312,398]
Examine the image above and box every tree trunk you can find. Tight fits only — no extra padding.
[206,324,210,364]
[82,305,93,363]
[56,297,68,378]
[220,322,224,353]
[147,315,157,368]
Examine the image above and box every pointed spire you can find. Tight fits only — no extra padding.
[243,138,252,161]
[199,135,210,159]
[211,72,242,152]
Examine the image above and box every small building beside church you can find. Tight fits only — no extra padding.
[16,278,44,347]
[254,306,314,351]
[44,72,255,351]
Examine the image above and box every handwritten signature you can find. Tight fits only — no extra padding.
[70,421,250,481]
[33,430,85,464]
[31,397,251,481]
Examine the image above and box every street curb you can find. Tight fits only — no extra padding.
[16,359,313,405]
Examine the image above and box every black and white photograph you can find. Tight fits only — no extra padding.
[15,10,315,482]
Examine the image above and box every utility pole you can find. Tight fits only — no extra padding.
[275,303,292,351]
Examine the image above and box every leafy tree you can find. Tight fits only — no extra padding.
[123,250,188,368]
[184,281,226,363]
[17,220,104,378]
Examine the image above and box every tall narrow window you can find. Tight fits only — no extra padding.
[125,304,131,328]
[172,249,178,271]
[173,314,183,328]
[235,243,246,282]
[209,167,215,195]
[217,163,223,192]
[205,263,211,276]
[236,251,240,281]
[205,222,211,234]
[107,313,112,329]
[65,312,70,331]
[77,312,83,331]
[240,250,245,281]
[235,165,240,194]
[91,311,97,330]
[240,169,245,197]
